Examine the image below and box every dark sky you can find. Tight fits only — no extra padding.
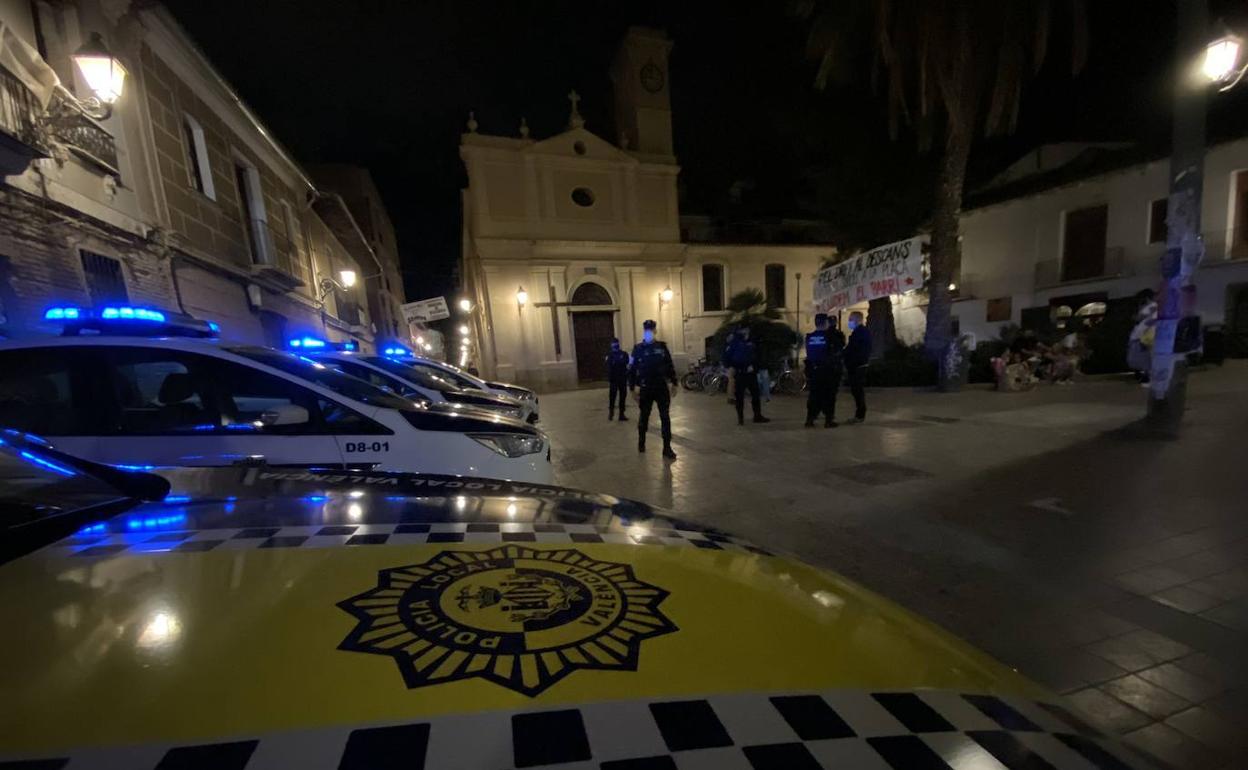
[165,0,1248,302]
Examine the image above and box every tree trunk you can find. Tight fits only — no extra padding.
[867,296,896,359]
[922,126,973,359]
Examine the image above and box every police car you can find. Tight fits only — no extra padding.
[0,305,551,483]
[0,434,1161,770]
[381,346,540,421]
[301,344,536,423]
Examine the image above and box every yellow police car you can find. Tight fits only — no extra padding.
[0,433,1159,769]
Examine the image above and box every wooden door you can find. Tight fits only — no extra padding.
[572,311,614,382]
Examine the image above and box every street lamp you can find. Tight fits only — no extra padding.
[458,298,472,312]
[1203,34,1244,89]
[338,269,358,288]
[458,325,469,335]
[660,286,674,304]
[71,33,127,118]
[516,286,528,307]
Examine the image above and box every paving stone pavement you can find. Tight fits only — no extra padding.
[536,362,1248,769]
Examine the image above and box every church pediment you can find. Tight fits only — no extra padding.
[525,128,640,165]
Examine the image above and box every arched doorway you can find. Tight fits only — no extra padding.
[569,282,616,382]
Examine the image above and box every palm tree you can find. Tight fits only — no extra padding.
[712,288,802,368]
[799,0,1088,357]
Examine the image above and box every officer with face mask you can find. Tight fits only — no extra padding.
[605,338,631,421]
[804,313,845,428]
[628,320,678,459]
[844,310,872,423]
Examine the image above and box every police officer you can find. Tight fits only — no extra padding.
[604,338,630,421]
[804,313,845,428]
[723,325,770,426]
[628,320,678,459]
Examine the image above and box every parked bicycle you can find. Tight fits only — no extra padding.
[772,360,806,395]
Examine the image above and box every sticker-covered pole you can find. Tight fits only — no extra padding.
[1148,0,1208,435]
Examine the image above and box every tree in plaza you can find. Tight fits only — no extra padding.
[711,288,802,368]
[798,0,1088,358]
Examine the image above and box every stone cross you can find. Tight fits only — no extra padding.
[567,90,585,128]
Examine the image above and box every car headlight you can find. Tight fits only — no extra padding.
[467,433,545,458]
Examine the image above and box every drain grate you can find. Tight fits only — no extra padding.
[829,461,933,486]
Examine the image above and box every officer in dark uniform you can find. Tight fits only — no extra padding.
[604,338,631,421]
[628,319,678,459]
[804,313,845,428]
[723,325,769,426]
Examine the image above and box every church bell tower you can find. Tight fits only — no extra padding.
[610,27,674,160]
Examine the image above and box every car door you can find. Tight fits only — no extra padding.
[0,346,105,460]
[88,346,350,469]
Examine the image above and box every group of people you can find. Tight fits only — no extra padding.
[604,312,873,462]
[994,328,1089,390]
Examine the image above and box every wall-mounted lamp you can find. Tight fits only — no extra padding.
[458,298,473,312]
[660,286,674,304]
[71,33,128,119]
[338,269,358,288]
[516,286,528,307]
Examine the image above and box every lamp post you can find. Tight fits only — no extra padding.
[1148,0,1239,434]
[69,33,127,119]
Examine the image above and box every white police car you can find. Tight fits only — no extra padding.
[381,345,539,421]
[306,344,537,423]
[0,305,551,483]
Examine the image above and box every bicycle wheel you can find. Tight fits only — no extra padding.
[681,371,703,391]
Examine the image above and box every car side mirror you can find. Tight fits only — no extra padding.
[260,404,310,426]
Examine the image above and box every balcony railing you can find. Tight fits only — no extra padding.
[1035,246,1129,287]
[247,218,304,291]
[0,63,41,149]
[45,86,118,176]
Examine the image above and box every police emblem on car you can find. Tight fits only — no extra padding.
[337,546,677,696]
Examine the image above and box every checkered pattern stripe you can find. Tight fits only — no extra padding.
[0,689,1158,770]
[57,523,774,558]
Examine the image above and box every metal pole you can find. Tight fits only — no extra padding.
[1148,0,1208,435]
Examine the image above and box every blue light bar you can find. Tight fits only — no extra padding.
[383,345,411,357]
[288,336,327,349]
[18,450,76,476]
[333,341,358,352]
[44,306,82,320]
[163,495,191,504]
[100,306,167,322]
[207,321,220,332]
[125,513,187,531]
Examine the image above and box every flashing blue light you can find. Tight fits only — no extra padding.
[44,306,82,320]
[383,346,411,357]
[224,423,257,431]
[125,513,187,531]
[19,450,76,476]
[334,341,358,352]
[77,522,108,535]
[288,336,327,349]
[302,495,328,503]
[207,321,220,332]
[163,495,191,504]
[101,306,166,323]
[385,496,407,501]
[114,463,157,471]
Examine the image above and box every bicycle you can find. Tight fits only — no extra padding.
[772,361,806,396]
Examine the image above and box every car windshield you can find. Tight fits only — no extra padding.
[364,357,462,393]
[227,347,417,410]
[412,361,482,390]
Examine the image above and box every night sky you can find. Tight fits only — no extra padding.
[166,0,1248,304]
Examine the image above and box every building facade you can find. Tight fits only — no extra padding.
[886,141,1248,353]
[461,27,834,390]
[0,1,398,349]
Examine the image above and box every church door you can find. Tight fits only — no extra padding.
[572,311,615,382]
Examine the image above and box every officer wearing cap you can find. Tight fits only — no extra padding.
[804,313,845,428]
[628,319,678,460]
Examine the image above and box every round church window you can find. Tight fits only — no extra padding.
[573,140,587,155]
[571,187,595,207]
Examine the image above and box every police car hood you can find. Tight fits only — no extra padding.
[0,457,1156,768]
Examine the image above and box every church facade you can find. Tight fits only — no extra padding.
[460,27,834,391]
